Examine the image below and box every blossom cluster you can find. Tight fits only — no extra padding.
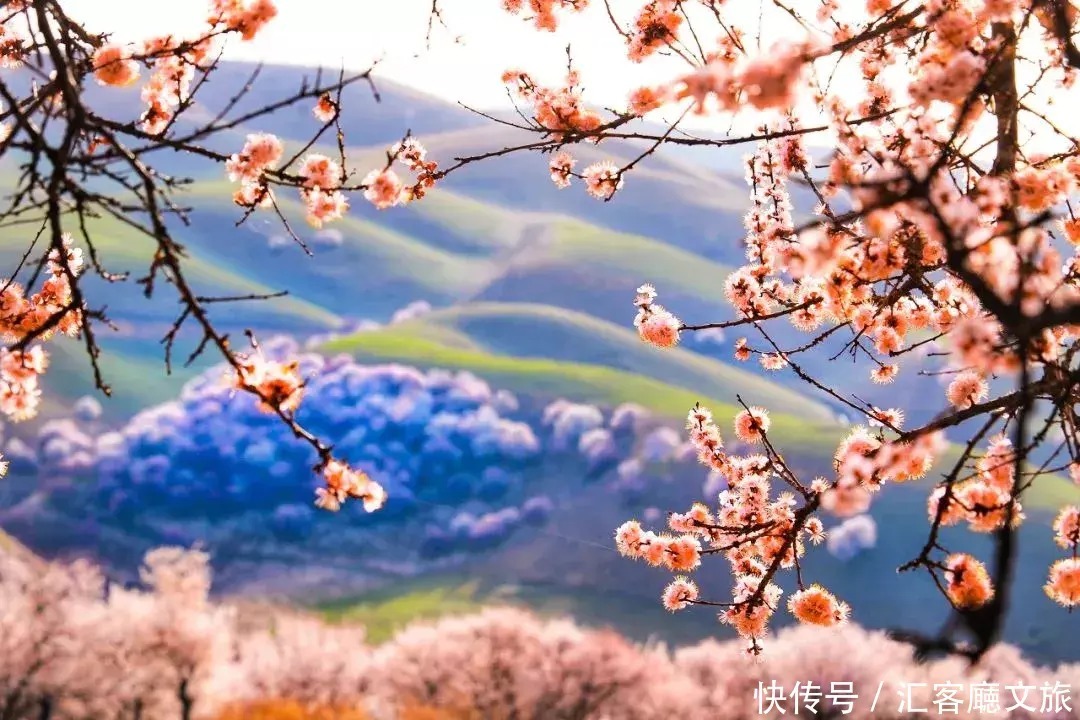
[209,0,279,40]
[675,39,828,114]
[502,68,603,136]
[227,130,438,222]
[500,69,636,200]
[0,545,237,720]
[92,0,276,134]
[226,132,283,209]
[616,400,858,655]
[903,0,1025,107]
[362,137,440,209]
[0,10,25,73]
[315,458,386,513]
[1047,505,1080,607]
[501,0,588,32]
[627,1,683,62]
[0,234,85,422]
[546,150,625,199]
[297,153,349,227]
[633,283,681,348]
[824,424,946,517]
[10,544,1080,720]
[943,552,995,609]
[928,435,1024,535]
[616,97,1079,636]
[227,142,353,227]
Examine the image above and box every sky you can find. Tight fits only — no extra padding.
[70,1,683,107]
[66,0,1077,150]
[67,0,771,135]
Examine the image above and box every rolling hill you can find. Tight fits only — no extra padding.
[343,122,754,265]
[351,301,835,421]
[0,212,342,334]
[2,162,795,422]
[320,322,841,453]
[1,60,1076,669]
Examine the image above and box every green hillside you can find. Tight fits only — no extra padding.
[0,213,342,333]
[178,184,501,315]
[176,181,751,332]
[390,301,834,422]
[321,324,840,453]
[471,218,741,326]
[0,178,825,437]
[324,318,1077,513]
[41,338,203,421]
[544,219,735,294]
[401,188,531,255]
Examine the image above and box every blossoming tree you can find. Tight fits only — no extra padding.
[445,0,1080,661]
[0,0,396,512]
[3,545,1077,718]
[5,0,1080,667]
[379,0,1080,663]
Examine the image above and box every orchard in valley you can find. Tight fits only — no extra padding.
[0,1,1079,712]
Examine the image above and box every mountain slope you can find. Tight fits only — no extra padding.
[390,301,835,422]
[0,212,342,335]
[339,122,754,266]
[321,323,840,452]
[39,338,204,421]
[470,217,743,326]
[178,185,498,318]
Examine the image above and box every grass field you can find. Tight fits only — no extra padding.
[402,301,834,421]
[313,571,717,647]
[318,575,494,643]
[0,213,342,332]
[34,337,205,421]
[545,219,737,298]
[322,325,841,453]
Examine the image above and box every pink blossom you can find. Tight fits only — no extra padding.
[737,39,820,111]
[92,44,139,87]
[501,0,589,31]
[635,305,682,348]
[549,151,575,189]
[313,93,338,122]
[299,154,342,190]
[614,520,646,557]
[733,407,770,443]
[390,138,429,171]
[1046,558,1080,607]
[1053,506,1080,549]
[662,577,699,611]
[304,188,349,227]
[583,161,623,200]
[362,168,404,210]
[225,133,284,184]
[870,364,899,384]
[628,86,668,115]
[211,0,278,40]
[946,371,989,409]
